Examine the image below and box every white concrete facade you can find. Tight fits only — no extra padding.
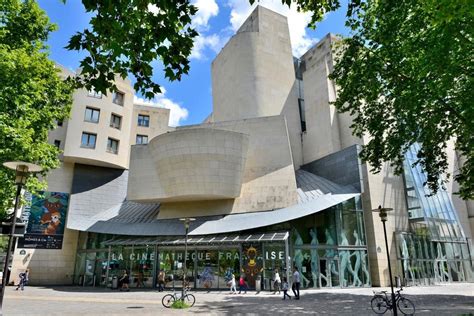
[11,5,472,289]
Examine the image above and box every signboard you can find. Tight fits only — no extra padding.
[17,191,70,249]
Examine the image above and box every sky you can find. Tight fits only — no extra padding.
[38,0,350,127]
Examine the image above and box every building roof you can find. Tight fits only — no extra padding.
[78,170,359,236]
[295,169,357,203]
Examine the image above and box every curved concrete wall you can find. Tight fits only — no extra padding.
[136,128,249,202]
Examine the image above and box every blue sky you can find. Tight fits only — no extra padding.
[38,0,350,126]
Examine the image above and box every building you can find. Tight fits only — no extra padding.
[11,6,473,290]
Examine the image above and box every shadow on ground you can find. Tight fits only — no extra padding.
[22,286,474,315]
[189,293,474,316]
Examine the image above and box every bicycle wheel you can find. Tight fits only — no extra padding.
[397,297,415,315]
[183,293,196,307]
[162,294,175,308]
[371,295,389,314]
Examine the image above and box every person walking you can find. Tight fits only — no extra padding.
[273,269,281,294]
[292,267,301,299]
[157,270,165,292]
[229,273,237,294]
[15,269,29,291]
[119,270,130,291]
[281,277,291,300]
[135,271,145,288]
[238,275,247,294]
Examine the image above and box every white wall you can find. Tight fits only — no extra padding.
[12,162,79,285]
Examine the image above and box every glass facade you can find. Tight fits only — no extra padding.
[399,143,474,284]
[289,197,370,288]
[73,198,370,290]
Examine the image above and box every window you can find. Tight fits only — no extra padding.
[107,138,119,154]
[81,132,96,149]
[298,98,306,132]
[138,114,150,127]
[136,134,148,145]
[87,90,102,99]
[84,107,100,123]
[54,140,61,148]
[57,120,63,127]
[113,91,124,106]
[110,113,122,129]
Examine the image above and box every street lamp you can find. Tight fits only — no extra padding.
[179,217,195,299]
[372,205,397,316]
[0,162,42,315]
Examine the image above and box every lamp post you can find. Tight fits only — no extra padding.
[0,162,42,315]
[372,205,397,316]
[179,217,195,300]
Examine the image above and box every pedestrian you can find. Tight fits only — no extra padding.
[238,275,247,294]
[157,270,165,292]
[282,277,291,300]
[119,270,130,291]
[229,273,237,294]
[15,269,29,291]
[292,267,300,299]
[135,271,145,288]
[273,269,281,294]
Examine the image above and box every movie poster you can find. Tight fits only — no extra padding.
[242,243,263,289]
[17,191,70,249]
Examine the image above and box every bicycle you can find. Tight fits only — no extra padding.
[162,287,195,308]
[371,287,415,315]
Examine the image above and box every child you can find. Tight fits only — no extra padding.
[282,277,291,300]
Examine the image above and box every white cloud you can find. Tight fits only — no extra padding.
[190,33,226,60]
[228,0,317,57]
[192,0,219,30]
[188,0,225,60]
[134,89,189,127]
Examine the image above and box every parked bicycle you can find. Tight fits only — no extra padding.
[162,287,195,308]
[371,287,415,315]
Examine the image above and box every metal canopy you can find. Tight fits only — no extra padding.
[104,231,289,246]
[189,192,359,235]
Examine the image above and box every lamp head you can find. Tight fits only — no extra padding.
[372,205,393,222]
[3,161,42,185]
[179,217,196,229]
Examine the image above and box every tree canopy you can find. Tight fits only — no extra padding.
[329,0,473,199]
[0,0,73,217]
[64,0,198,99]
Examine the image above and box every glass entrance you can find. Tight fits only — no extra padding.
[294,248,315,289]
[218,249,240,290]
[130,246,154,288]
[196,249,218,289]
[158,249,191,289]
[319,256,339,288]
[263,244,286,291]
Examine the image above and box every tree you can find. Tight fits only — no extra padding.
[328,0,473,199]
[64,0,198,99]
[0,0,74,218]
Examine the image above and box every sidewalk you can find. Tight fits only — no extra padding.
[3,283,474,315]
